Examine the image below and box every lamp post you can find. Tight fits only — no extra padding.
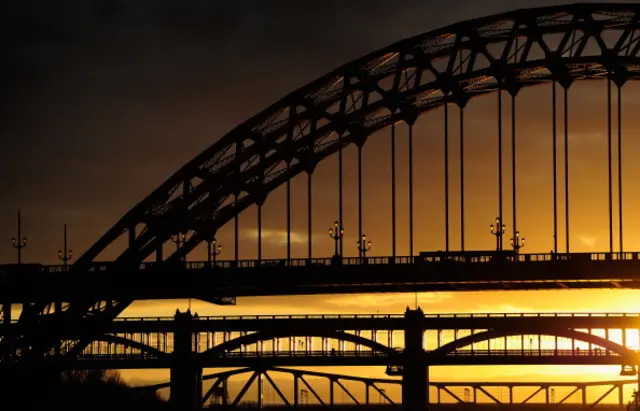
[208,238,223,268]
[11,210,27,264]
[57,224,72,271]
[357,234,372,261]
[489,217,506,251]
[171,232,187,261]
[171,232,189,309]
[171,232,186,250]
[511,231,525,254]
[55,224,72,342]
[328,221,344,257]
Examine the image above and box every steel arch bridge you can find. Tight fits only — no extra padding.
[5,2,640,362]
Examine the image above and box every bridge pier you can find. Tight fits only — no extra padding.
[2,301,10,363]
[403,307,428,411]
[170,310,202,411]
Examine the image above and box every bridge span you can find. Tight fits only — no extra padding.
[4,309,640,408]
[4,252,640,302]
[137,367,640,409]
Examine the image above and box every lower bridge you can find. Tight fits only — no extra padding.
[5,308,640,411]
[135,366,639,410]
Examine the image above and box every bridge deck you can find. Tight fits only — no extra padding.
[25,349,631,369]
[3,252,640,301]
[8,312,640,333]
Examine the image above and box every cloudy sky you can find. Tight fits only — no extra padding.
[4,0,640,393]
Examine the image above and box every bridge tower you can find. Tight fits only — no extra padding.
[170,310,202,411]
[403,307,428,411]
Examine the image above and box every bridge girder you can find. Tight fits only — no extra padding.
[136,366,639,408]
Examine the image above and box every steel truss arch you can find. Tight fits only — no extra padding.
[431,328,639,363]
[16,2,640,356]
[76,2,640,269]
[199,329,395,360]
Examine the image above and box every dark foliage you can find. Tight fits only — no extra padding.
[2,368,167,411]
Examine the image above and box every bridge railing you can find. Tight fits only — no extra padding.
[5,251,640,274]
[8,311,640,324]
[449,348,626,356]
[199,348,631,358]
[99,312,640,324]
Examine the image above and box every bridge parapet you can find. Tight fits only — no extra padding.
[5,251,640,274]
[6,251,640,302]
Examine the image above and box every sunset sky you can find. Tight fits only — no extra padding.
[5,0,640,397]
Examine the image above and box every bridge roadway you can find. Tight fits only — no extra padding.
[40,348,632,370]
[3,252,640,302]
[10,312,640,369]
[8,312,640,335]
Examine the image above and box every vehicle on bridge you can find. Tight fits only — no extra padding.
[418,250,517,263]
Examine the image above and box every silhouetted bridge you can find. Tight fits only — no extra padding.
[5,309,640,407]
[6,309,640,370]
[135,366,639,409]
[5,3,640,411]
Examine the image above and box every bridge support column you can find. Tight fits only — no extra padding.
[170,310,202,411]
[402,307,428,411]
[2,302,10,363]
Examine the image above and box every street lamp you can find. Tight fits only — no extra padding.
[510,231,525,254]
[171,232,186,251]
[328,221,344,256]
[57,224,72,271]
[489,217,506,251]
[357,234,372,260]
[11,210,27,264]
[171,232,187,261]
[208,238,223,267]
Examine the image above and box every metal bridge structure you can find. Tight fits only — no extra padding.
[137,367,639,409]
[17,310,640,368]
[7,309,640,409]
[3,2,640,410]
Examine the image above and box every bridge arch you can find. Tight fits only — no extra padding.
[199,329,395,359]
[72,3,640,268]
[21,3,640,356]
[74,334,167,358]
[431,328,639,363]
